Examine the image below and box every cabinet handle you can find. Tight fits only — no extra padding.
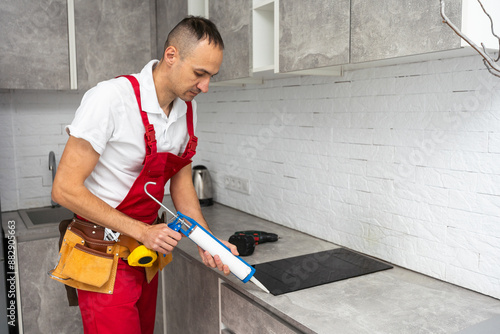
[67,0,78,89]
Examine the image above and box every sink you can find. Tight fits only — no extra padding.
[18,206,73,229]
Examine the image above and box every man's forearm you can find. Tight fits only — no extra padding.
[169,164,211,231]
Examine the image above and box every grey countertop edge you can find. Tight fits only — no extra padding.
[1,210,60,242]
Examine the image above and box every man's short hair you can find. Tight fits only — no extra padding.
[164,16,224,59]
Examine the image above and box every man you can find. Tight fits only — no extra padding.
[52,16,236,334]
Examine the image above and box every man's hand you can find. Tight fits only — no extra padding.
[198,239,239,276]
[169,164,239,274]
[140,224,183,255]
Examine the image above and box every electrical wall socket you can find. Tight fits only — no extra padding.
[224,175,250,194]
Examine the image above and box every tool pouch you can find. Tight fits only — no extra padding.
[49,218,120,297]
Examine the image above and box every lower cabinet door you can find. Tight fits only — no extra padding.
[164,249,220,334]
[220,284,304,334]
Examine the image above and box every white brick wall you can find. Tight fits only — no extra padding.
[193,55,500,299]
[0,90,83,210]
[0,55,499,299]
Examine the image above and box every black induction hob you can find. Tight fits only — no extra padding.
[253,248,393,295]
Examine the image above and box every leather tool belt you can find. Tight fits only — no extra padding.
[49,216,172,306]
[49,218,122,296]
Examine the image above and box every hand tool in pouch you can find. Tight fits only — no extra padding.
[141,181,270,293]
[104,228,157,267]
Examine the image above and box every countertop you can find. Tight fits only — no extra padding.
[2,210,60,242]
[176,201,500,334]
[3,201,500,333]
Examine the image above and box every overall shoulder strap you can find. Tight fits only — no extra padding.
[185,101,194,136]
[118,75,157,156]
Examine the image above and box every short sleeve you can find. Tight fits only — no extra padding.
[66,81,119,155]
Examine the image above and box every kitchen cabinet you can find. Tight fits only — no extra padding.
[253,0,347,77]
[163,249,220,334]
[74,0,156,91]
[16,237,165,334]
[211,0,346,85]
[156,0,188,59]
[17,237,83,333]
[0,0,70,90]
[252,0,275,74]
[211,0,499,82]
[220,284,304,334]
[3,0,496,90]
[209,0,253,83]
[163,248,307,334]
[155,0,209,60]
[278,0,350,73]
[350,0,462,63]
[0,0,156,91]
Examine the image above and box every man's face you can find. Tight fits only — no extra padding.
[170,39,223,101]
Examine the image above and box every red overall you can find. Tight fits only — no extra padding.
[78,75,197,334]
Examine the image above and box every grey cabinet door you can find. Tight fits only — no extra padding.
[209,0,252,82]
[279,0,350,73]
[351,0,463,63]
[164,249,220,334]
[155,0,188,60]
[74,0,155,90]
[0,0,70,90]
[221,284,304,334]
[18,238,83,333]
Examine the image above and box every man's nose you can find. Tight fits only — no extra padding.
[197,77,210,93]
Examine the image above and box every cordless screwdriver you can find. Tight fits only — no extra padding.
[234,230,279,244]
[229,230,279,257]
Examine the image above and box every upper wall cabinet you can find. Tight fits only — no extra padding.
[209,0,253,82]
[0,0,157,91]
[0,0,70,90]
[156,0,209,59]
[278,0,350,73]
[350,0,462,63]
[74,0,156,91]
[156,1,188,59]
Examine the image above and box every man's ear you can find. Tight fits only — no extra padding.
[163,46,177,65]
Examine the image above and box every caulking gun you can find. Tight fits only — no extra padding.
[142,181,270,293]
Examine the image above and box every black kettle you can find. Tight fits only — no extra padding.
[192,165,213,206]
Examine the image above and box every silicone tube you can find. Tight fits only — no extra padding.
[188,226,255,282]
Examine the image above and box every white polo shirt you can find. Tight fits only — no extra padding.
[67,60,197,208]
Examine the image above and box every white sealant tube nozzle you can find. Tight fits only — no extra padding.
[250,276,270,294]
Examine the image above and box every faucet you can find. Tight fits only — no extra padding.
[49,151,59,207]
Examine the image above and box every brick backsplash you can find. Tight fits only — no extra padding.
[1,55,499,299]
[0,90,83,210]
[192,55,500,299]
